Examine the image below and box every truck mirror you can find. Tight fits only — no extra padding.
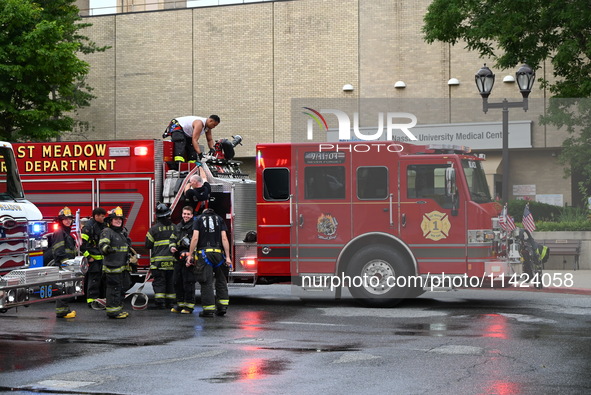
[445,167,456,197]
[445,167,459,216]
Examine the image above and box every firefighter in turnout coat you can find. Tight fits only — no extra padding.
[187,208,232,317]
[99,207,132,319]
[169,206,197,313]
[53,207,77,319]
[80,207,107,306]
[145,203,176,309]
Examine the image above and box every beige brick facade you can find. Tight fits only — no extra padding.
[74,0,573,204]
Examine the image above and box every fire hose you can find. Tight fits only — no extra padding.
[90,270,150,311]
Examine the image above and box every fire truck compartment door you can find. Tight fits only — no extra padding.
[399,159,467,274]
[21,178,96,218]
[293,148,351,274]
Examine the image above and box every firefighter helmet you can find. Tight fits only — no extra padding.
[108,206,125,220]
[58,206,74,220]
[155,202,171,218]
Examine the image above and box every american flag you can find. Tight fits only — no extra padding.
[72,209,82,252]
[499,204,515,232]
[523,203,536,233]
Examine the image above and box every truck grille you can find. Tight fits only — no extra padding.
[0,215,29,273]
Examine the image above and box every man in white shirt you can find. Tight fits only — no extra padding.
[164,115,220,167]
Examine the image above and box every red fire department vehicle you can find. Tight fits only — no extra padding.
[1,141,85,312]
[14,138,521,307]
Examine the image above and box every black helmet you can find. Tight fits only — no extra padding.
[155,202,171,218]
[219,139,235,160]
[108,206,125,221]
[243,231,257,242]
[57,206,74,221]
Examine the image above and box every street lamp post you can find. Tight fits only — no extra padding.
[475,64,535,203]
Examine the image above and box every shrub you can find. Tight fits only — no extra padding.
[526,220,591,232]
[507,200,562,222]
[507,200,591,231]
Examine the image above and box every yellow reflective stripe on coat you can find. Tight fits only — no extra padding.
[102,265,126,273]
[83,250,104,260]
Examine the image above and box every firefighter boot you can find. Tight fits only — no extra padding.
[198,310,214,318]
[170,305,182,313]
[57,311,76,319]
[181,308,193,314]
[215,307,227,316]
[109,311,129,319]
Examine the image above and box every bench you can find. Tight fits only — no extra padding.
[537,239,581,270]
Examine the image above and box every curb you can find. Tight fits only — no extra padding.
[488,286,591,296]
[514,287,591,296]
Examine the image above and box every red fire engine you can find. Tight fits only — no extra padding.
[14,138,517,307]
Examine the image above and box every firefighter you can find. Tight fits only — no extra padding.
[99,207,132,319]
[163,115,220,168]
[169,206,197,314]
[145,203,176,309]
[80,207,107,307]
[52,207,77,319]
[187,208,232,317]
[183,165,211,215]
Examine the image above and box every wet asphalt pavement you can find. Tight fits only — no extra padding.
[0,285,590,394]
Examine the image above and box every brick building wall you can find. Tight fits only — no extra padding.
[72,0,572,203]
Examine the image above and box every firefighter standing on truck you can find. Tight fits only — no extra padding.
[169,206,197,314]
[163,115,220,168]
[53,207,77,319]
[99,207,132,319]
[80,207,107,308]
[145,203,176,309]
[187,208,232,317]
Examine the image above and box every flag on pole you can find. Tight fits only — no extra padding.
[499,204,516,232]
[73,209,82,252]
[523,203,536,233]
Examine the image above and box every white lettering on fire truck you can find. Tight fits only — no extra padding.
[17,143,107,159]
[25,159,116,172]
[318,143,404,153]
[41,144,107,158]
[17,143,116,173]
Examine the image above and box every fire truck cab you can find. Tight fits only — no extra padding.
[244,141,503,306]
[0,142,85,312]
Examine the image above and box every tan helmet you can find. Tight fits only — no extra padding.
[58,206,74,220]
[108,206,125,220]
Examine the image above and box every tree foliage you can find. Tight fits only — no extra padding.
[423,0,591,204]
[0,0,107,141]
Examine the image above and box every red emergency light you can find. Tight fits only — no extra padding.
[134,146,149,156]
[240,257,257,271]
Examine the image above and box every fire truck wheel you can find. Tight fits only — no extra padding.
[346,245,414,307]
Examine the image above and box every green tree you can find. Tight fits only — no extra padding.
[0,0,107,141]
[423,0,591,204]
